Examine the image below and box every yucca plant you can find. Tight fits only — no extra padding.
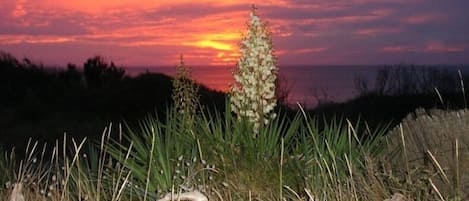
[172,53,199,131]
[192,100,302,200]
[231,5,278,134]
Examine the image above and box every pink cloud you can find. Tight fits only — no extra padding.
[423,41,465,53]
[354,27,401,36]
[294,48,327,54]
[381,46,415,53]
[403,14,445,24]
[297,14,382,27]
[381,42,465,53]
[12,0,27,18]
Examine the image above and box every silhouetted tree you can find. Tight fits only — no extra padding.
[0,52,20,100]
[83,56,125,88]
[355,65,459,96]
[354,74,369,95]
[0,51,20,69]
[374,66,390,95]
[275,73,292,106]
[58,63,83,88]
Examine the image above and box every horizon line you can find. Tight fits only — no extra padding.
[40,63,469,68]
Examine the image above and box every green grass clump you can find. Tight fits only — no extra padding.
[105,110,213,200]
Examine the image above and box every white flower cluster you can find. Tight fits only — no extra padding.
[231,7,277,133]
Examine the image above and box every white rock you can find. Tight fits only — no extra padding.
[157,190,208,201]
[9,183,25,201]
[384,193,406,201]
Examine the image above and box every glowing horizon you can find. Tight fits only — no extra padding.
[1,0,468,66]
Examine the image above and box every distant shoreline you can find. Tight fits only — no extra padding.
[122,64,469,108]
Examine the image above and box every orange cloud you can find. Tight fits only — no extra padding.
[182,31,241,50]
[12,0,27,18]
[186,40,233,51]
[0,35,75,44]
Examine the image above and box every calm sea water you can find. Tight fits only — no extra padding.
[126,65,469,108]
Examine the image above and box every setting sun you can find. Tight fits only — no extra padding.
[187,40,233,51]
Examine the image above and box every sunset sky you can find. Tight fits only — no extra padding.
[0,0,468,66]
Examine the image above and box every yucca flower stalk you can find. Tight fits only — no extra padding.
[231,5,278,133]
[172,54,199,128]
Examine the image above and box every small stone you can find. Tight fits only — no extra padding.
[9,183,25,201]
[222,182,229,187]
[384,193,406,201]
[157,190,208,201]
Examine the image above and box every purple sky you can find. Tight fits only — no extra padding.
[0,0,468,66]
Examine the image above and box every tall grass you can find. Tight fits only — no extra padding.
[105,109,212,200]
[1,129,132,201]
[0,104,466,200]
[285,106,389,200]
[102,103,394,200]
[194,103,301,199]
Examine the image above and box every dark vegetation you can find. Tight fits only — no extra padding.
[0,51,225,151]
[313,64,469,129]
[1,51,467,151]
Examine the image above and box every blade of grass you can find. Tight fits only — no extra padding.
[429,179,446,201]
[279,138,284,201]
[458,70,466,108]
[399,124,410,182]
[144,126,156,201]
[454,139,460,199]
[426,150,451,186]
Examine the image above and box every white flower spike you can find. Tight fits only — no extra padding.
[230,5,278,134]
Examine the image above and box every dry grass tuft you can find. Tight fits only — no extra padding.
[386,108,469,200]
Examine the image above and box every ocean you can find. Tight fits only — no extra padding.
[125,65,469,108]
